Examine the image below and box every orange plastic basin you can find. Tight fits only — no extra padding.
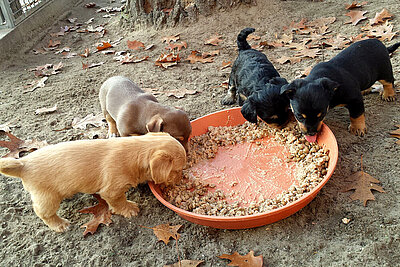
[149,107,338,229]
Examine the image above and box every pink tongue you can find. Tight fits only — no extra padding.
[305,135,317,143]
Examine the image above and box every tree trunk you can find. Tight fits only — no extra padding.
[123,0,255,30]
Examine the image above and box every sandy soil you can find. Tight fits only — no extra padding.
[1,0,400,266]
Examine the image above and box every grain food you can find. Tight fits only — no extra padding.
[161,121,330,216]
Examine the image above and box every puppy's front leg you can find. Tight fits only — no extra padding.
[221,76,237,105]
[100,186,139,218]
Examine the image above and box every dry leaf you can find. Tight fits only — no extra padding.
[164,89,197,98]
[0,121,17,133]
[295,48,321,59]
[155,53,180,69]
[221,61,232,70]
[390,125,400,145]
[342,157,385,206]
[345,1,367,10]
[307,17,336,27]
[345,10,368,25]
[205,34,223,46]
[127,40,145,50]
[218,251,263,267]
[275,55,301,64]
[164,260,204,267]
[202,50,220,58]
[0,132,48,158]
[145,44,155,50]
[35,104,58,115]
[369,8,393,26]
[323,34,351,50]
[82,62,105,70]
[186,51,214,64]
[276,33,293,44]
[147,223,182,245]
[259,41,283,48]
[79,194,112,236]
[120,55,149,64]
[23,77,48,93]
[48,39,61,48]
[165,41,187,51]
[365,21,397,41]
[71,113,105,129]
[85,2,96,8]
[96,42,112,51]
[162,33,180,43]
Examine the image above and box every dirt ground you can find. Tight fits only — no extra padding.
[1,0,400,266]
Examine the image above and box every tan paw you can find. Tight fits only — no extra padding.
[112,201,139,218]
[380,91,396,102]
[47,218,70,232]
[348,124,367,136]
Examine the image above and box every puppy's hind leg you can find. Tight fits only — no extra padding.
[99,184,139,218]
[105,114,119,138]
[221,76,237,105]
[379,80,396,101]
[31,192,70,232]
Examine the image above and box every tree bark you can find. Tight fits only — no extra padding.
[123,0,255,30]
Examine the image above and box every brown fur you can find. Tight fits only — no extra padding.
[99,76,192,151]
[0,133,186,232]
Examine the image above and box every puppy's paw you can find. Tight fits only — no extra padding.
[348,124,367,136]
[380,91,396,102]
[221,95,236,105]
[48,218,70,232]
[112,201,139,218]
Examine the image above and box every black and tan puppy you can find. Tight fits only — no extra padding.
[99,76,192,151]
[221,28,290,127]
[281,39,400,142]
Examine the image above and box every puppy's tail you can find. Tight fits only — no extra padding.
[0,158,24,178]
[237,28,255,51]
[387,42,400,54]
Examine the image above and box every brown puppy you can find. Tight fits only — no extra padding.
[99,76,192,151]
[0,133,186,232]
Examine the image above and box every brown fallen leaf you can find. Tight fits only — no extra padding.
[79,194,112,236]
[82,62,105,70]
[295,48,321,59]
[161,33,180,43]
[96,42,112,51]
[23,77,48,93]
[204,34,223,46]
[258,41,284,49]
[145,223,182,245]
[80,48,90,57]
[72,113,105,130]
[35,104,58,115]
[365,21,397,41]
[121,55,149,64]
[165,41,187,51]
[307,17,336,28]
[164,260,204,267]
[0,132,48,158]
[390,124,400,145]
[164,89,198,98]
[323,34,351,50]
[218,251,263,267]
[369,8,393,26]
[202,50,220,58]
[344,1,368,10]
[221,61,232,70]
[155,53,180,69]
[342,156,385,206]
[345,10,368,25]
[127,40,145,50]
[275,55,302,64]
[48,39,61,48]
[276,33,293,44]
[186,51,214,64]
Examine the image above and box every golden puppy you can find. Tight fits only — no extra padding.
[0,132,186,232]
[99,76,192,151]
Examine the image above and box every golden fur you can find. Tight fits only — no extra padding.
[0,132,186,232]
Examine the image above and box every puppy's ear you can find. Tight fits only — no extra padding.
[241,96,258,123]
[149,151,173,184]
[146,115,164,132]
[269,77,288,86]
[280,79,303,99]
[319,78,340,92]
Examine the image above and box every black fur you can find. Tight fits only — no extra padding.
[221,28,290,127]
[281,38,400,136]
